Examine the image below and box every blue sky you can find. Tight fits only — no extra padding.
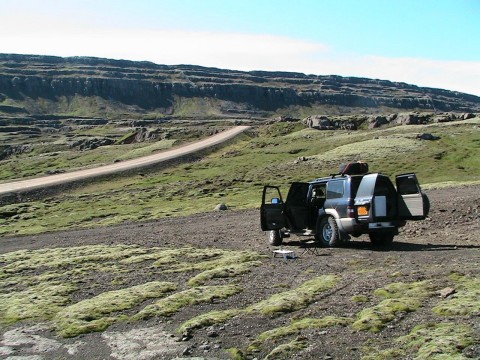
[1,0,479,95]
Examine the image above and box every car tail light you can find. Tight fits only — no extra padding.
[357,205,370,216]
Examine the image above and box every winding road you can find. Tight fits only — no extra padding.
[0,125,250,195]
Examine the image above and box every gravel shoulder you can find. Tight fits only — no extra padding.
[0,185,479,360]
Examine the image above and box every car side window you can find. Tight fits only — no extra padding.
[327,180,344,199]
[311,185,327,205]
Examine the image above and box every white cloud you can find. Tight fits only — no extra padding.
[1,25,479,96]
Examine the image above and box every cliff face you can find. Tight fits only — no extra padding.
[1,54,479,119]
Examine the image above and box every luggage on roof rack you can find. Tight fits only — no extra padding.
[339,161,369,175]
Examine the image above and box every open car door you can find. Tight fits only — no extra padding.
[354,174,399,222]
[396,173,428,220]
[260,186,286,231]
[283,182,310,230]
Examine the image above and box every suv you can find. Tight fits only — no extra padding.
[260,163,429,247]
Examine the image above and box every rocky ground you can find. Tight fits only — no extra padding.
[0,185,479,360]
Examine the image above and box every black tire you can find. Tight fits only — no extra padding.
[369,231,395,247]
[268,230,283,246]
[315,216,339,247]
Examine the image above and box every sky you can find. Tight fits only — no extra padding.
[1,0,479,95]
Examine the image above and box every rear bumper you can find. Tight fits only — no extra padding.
[338,218,404,235]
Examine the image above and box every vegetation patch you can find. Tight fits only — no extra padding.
[398,322,475,359]
[264,338,308,360]
[353,281,434,332]
[133,285,242,319]
[0,282,76,325]
[245,275,340,316]
[177,309,242,334]
[0,245,264,338]
[55,281,176,337]
[187,261,263,286]
[178,275,340,334]
[312,136,423,163]
[249,316,351,352]
[432,273,480,316]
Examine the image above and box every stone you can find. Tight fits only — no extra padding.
[438,287,456,298]
[214,203,228,211]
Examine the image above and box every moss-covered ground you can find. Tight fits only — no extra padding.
[0,245,264,338]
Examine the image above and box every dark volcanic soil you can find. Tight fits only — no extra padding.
[1,185,479,360]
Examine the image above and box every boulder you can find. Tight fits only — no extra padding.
[416,133,440,141]
[214,203,228,211]
[368,115,389,129]
[461,113,475,120]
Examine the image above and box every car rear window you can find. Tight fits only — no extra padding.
[327,180,344,199]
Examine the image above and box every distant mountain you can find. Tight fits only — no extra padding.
[0,53,479,120]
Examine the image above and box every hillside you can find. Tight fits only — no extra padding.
[1,53,480,121]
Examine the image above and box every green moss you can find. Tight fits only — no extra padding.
[351,295,369,303]
[398,322,475,359]
[177,275,340,334]
[353,298,420,332]
[246,275,340,316]
[187,260,262,286]
[264,338,308,360]
[361,347,405,360]
[353,281,433,332]
[55,281,176,337]
[250,316,351,349]
[177,309,242,334]
[134,285,242,319]
[0,283,76,324]
[432,274,480,316]
[227,347,247,360]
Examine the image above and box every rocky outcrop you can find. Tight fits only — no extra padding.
[303,111,479,130]
[68,137,115,150]
[0,54,479,119]
[0,144,32,160]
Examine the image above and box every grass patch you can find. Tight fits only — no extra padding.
[264,338,308,360]
[398,322,475,359]
[249,316,351,351]
[352,281,433,332]
[134,285,242,319]
[0,283,76,325]
[187,261,263,286]
[177,275,340,334]
[432,273,480,316]
[245,275,340,316]
[55,281,176,337]
[177,309,242,334]
[0,245,264,338]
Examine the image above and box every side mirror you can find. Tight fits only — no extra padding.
[271,198,282,204]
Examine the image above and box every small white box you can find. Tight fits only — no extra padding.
[374,196,387,217]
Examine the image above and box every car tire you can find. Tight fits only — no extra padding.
[268,230,283,246]
[369,231,395,247]
[316,216,339,247]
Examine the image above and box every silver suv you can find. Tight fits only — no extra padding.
[260,167,429,247]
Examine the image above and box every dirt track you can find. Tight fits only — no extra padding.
[0,126,250,195]
[0,185,479,359]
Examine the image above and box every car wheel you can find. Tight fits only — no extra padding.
[268,230,283,246]
[316,216,339,247]
[369,231,395,247]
